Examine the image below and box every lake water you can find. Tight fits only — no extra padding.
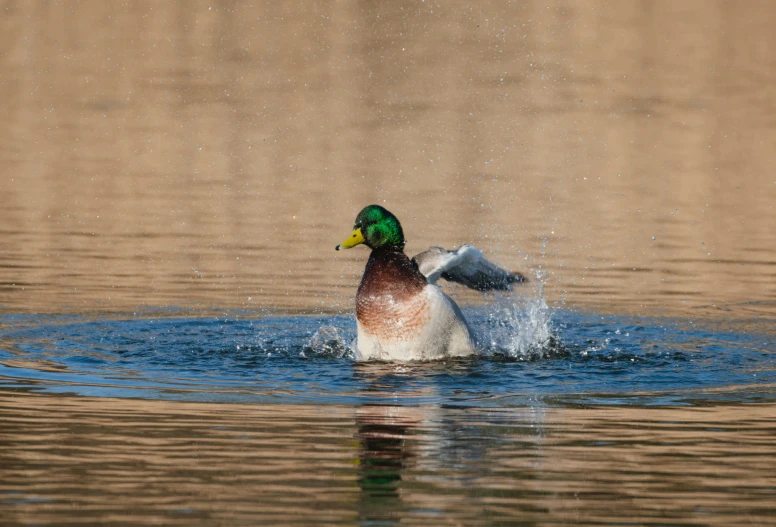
[1,1,775,525]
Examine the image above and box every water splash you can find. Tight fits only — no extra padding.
[474,296,554,359]
[307,325,353,358]
[469,268,560,360]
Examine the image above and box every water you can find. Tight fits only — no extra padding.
[1,305,774,407]
[2,0,776,525]
[1,1,775,319]
[4,393,773,527]
[1,302,775,526]
[0,306,776,407]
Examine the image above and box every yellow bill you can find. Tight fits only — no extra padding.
[335,228,365,250]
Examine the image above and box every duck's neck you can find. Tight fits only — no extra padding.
[358,247,427,298]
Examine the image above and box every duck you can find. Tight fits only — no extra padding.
[336,205,525,361]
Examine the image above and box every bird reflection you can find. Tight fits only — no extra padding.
[351,361,547,525]
[357,404,413,499]
[352,361,457,524]
[355,403,422,524]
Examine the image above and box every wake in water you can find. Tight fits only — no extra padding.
[0,305,773,405]
[1,271,771,405]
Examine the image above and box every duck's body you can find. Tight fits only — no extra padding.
[337,205,523,362]
[354,247,475,361]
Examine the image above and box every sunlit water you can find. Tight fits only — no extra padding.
[2,0,776,525]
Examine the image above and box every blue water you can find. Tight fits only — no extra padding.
[1,299,773,407]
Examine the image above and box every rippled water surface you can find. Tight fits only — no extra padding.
[1,307,774,407]
[5,392,775,527]
[1,0,776,525]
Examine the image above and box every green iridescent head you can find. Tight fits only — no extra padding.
[335,205,405,251]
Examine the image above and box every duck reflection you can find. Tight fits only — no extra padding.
[352,360,548,525]
[356,402,432,525]
[356,404,414,499]
[352,361,460,524]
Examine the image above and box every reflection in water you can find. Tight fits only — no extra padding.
[357,405,413,523]
[355,402,550,525]
[354,363,438,523]
[352,363,549,525]
[1,390,774,525]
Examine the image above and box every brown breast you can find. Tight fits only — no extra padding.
[356,248,430,341]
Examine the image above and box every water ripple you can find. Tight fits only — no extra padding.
[0,308,773,407]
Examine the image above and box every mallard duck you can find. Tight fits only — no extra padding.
[336,205,525,361]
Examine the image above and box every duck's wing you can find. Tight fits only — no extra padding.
[412,245,526,291]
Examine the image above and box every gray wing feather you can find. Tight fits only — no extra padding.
[412,245,526,291]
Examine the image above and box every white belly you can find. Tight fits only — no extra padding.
[355,285,475,361]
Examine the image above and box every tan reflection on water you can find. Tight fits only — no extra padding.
[1,0,775,317]
[1,391,774,526]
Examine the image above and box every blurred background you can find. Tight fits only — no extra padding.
[1,0,774,317]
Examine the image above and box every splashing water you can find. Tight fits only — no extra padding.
[473,295,554,360]
[307,325,352,359]
[464,267,557,360]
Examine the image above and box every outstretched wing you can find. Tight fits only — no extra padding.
[412,245,526,291]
